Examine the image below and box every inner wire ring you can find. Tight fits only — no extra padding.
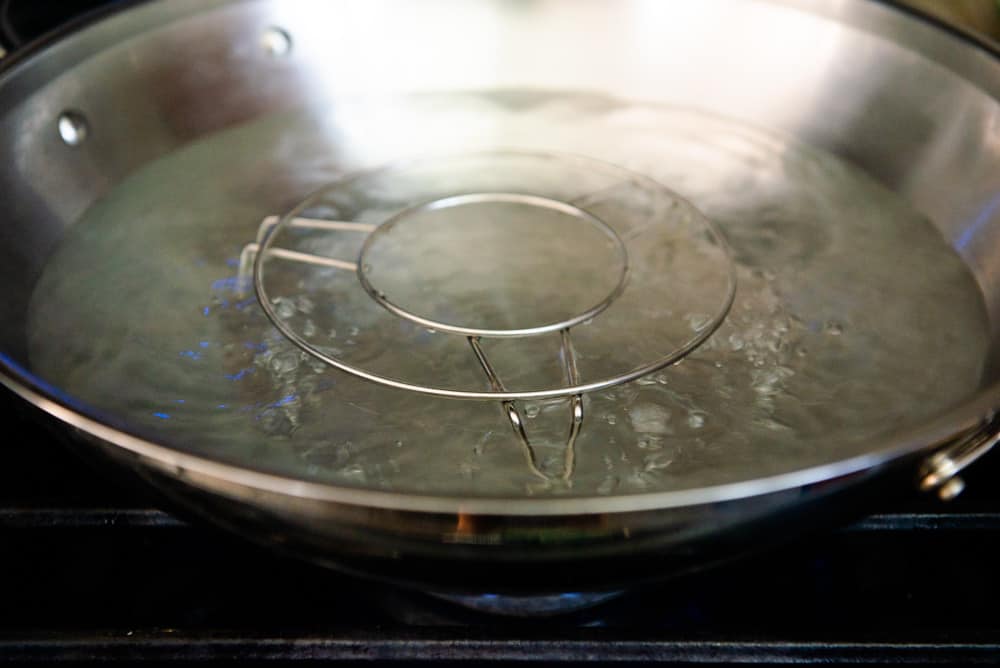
[356,192,630,338]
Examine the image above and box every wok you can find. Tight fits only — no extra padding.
[1,0,1000,600]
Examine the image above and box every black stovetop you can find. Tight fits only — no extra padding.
[4,384,1000,664]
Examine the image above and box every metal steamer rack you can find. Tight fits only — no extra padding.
[238,153,738,483]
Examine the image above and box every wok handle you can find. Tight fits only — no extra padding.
[918,415,1000,500]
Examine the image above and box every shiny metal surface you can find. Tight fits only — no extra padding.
[55,110,87,146]
[1,0,1000,590]
[468,331,584,482]
[239,216,377,277]
[354,193,630,339]
[250,151,735,401]
[919,415,1000,500]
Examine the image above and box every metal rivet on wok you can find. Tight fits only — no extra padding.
[57,111,89,146]
[260,27,292,57]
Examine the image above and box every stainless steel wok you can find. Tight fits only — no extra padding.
[2,0,1000,597]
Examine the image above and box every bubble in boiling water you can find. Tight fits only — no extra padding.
[294,295,314,315]
[824,320,844,336]
[338,464,367,483]
[605,414,617,425]
[643,452,674,471]
[269,351,300,374]
[525,404,541,419]
[637,437,664,451]
[751,366,794,397]
[687,412,706,429]
[629,403,672,434]
[754,417,794,432]
[257,407,293,436]
[597,477,618,495]
[685,312,712,332]
[272,297,295,320]
[302,319,317,337]
[625,470,656,489]
[750,268,776,282]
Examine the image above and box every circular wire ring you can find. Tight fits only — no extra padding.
[253,151,737,401]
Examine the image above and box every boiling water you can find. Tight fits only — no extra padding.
[26,92,990,496]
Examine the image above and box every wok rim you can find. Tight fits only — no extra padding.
[3,358,998,516]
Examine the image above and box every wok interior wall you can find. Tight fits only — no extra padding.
[3,0,1000,368]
